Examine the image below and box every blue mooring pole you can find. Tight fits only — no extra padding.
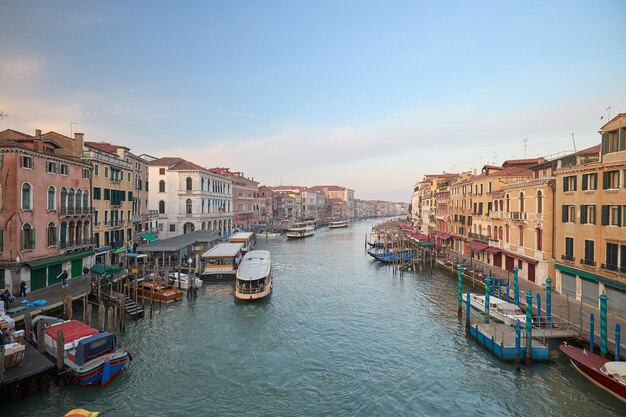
[589,313,595,353]
[515,319,521,371]
[525,290,533,363]
[505,278,510,302]
[616,324,621,361]
[536,293,541,325]
[546,277,552,326]
[600,293,608,357]
[513,267,519,305]
[457,264,463,319]
[466,292,471,336]
[497,278,501,299]
[485,275,491,324]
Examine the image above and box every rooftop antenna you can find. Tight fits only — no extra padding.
[571,133,577,152]
[492,152,498,165]
[600,105,612,122]
[0,111,8,119]
[70,121,79,137]
[523,138,528,158]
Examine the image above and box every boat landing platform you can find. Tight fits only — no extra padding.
[469,323,549,363]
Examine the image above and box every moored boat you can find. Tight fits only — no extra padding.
[129,279,183,302]
[235,250,272,301]
[202,242,245,278]
[286,222,314,239]
[367,248,414,263]
[168,272,203,290]
[560,343,626,402]
[466,294,527,326]
[329,220,348,229]
[228,231,256,253]
[35,319,130,387]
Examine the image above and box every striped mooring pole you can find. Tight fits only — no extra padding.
[616,324,621,361]
[590,314,595,352]
[496,278,501,299]
[513,267,519,305]
[484,275,491,324]
[505,278,510,302]
[457,264,463,319]
[525,290,533,363]
[545,277,552,326]
[600,293,608,357]
[536,293,541,325]
[466,292,471,336]
[515,319,521,371]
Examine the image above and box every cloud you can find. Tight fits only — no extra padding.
[0,54,45,87]
[214,109,261,118]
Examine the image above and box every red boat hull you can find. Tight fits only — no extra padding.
[560,344,626,402]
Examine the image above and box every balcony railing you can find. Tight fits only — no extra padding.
[60,238,95,250]
[510,212,527,221]
[561,254,575,262]
[59,207,94,216]
[468,232,490,242]
[581,258,596,267]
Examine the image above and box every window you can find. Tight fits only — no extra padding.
[60,164,69,175]
[105,167,109,178]
[601,128,625,155]
[601,205,623,226]
[159,180,165,192]
[563,175,577,192]
[519,193,525,212]
[159,168,165,175]
[536,228,542,251]
[47,161,57,173]
[128,191,133,201]
[561,205,575,223]
[564,237,574,261]
[83,191,89,209]
[605,243,618,271]
[128,172,131,182]
[60,188,67,209]
[47,222,57,246]
[95,210,99,225]
[583,240,594,265]
[94,164,99,176]
[506,195,510,212]
[22,183,32,210]
[582,173,597,191]
[169,224,176,232]
[505,225,509,243]
[159,200,165,214]
[82,168,91,179]
[536,191,543,213]
[580,205,596,224]
[21,155,33,169]
[47,186,56,210]
[186,199,192,214]
[22,224,35,250]
[93,187,101,200]
[104,188,110,200]
[76,190,82,209]
[0,228,3,252]
[603,170,620,189]
[104,210,108,225]
[186,177,192,191]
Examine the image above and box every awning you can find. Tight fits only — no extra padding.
[503,251,539,265]
[90,264,123,276]
[26,250,95,270]
[470,242,488,251]
[139,233,159,243]
[112,247,129,254]
[484,247,501,254]
[409,232,430,241]
[451,235,462,240]
[95,246,112,254]
[438,233,452,240]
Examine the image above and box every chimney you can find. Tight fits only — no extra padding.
[35,129,42,137]
[473,169,477,175]
[74,132,85,158]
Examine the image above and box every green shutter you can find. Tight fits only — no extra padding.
[618,206,623,227]
[128,191,133,201]
[603,172,610,189]
[573,176,577,191]
[580,205,587,224]
[582,174,588,190]
[563,177,568,192]
[602,133,609,154]
[104,188,110,200]
[601,205,609,225]
[562,205,568,223]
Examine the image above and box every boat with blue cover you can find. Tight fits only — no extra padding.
[367,249,415,263]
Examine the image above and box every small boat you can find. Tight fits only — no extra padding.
[329,220,349,229]
[235,250,272,301]
[560,343,626,402]
[367,249,415,263]
[168,272,203,290]
[257,231,281,238]
[286,222,314,239]
[129,279,183,302]
[35,319,130,387]
[65,409,100,417]
[466,294,527,326]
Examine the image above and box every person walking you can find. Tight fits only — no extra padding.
[59,269,69,287]
[82,266,90,281]
[19,280,27,297]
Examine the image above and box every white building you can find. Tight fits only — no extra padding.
[148,157,233,239]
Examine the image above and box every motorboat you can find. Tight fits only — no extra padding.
[286,222,314,239]
[329,220,349,229]
[128,279,183,302]
[168,272,203,290]
[560,343,626,402]
[467,294,527,326]
[235,250,272,301]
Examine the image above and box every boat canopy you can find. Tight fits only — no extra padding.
[45,320,99,343]
[229,232,254,242]
[236,250,271,281]
[75,331,115,366]
[604,362,626,383]
[202,243,244,258]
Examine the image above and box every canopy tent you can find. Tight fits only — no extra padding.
[90,264,123,276]
[139,233,159,243]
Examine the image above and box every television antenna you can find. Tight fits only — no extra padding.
[523,138,528,158]
[0,111,8,119]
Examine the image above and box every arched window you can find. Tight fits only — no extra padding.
[22,183,32,210]
[498,226,503,240]
[159,180,165,193]
[505,225,510,243]
[48,186,56,210]
[159,200,165,214]
[506,194,510,212]
[22,223,35,250]
[201,178,205,191]
[487,225,492,238]
[68,189,75,211]
[499,199,503,212]
[186,199,192,214]
[76,190,82,209]
[519,192,525,212]
[537,191,543,213]
[83,191,89,209]
[60,188,67,209]
[47,222,57,246]
[186,177,192,191]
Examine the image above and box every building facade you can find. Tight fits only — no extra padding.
[209,168,259,232]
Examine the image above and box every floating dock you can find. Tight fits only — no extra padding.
[1,343,55,401]
[469,322,549,362]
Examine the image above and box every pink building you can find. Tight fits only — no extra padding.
[0,129,94,292]
[208,168,259,232]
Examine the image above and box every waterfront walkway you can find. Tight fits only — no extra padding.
[442,250,626,353]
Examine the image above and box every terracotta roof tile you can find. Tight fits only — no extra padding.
[150,157,206,171]
[84,141,128,154]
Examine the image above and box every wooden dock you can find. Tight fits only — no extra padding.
[1,343,55,400]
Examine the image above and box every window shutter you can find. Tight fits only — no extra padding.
[582,174,588,190]
[618,206,623,227]
[562,205,568,223]
[591,205,596,224]
[602,133,609,154]
[619,128,625,151]
[31,228,35,249]
[603,172,610,189]
[580,205,587,224]
[563,177,568,192]
[601,205,609,225]
[573,176,577,191]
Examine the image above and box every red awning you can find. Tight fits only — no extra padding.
[45,320,99,343]
[503,251,539,265]
[409,232,430,241]
[439,233,452,240]
[484,247,501,254]
[470,242,489,251]
[451,234,462,240]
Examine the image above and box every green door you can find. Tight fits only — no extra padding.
[71,259,83,278]
[31,268,47,291]
[48,263,62,285]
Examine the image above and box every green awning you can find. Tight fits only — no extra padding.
[139,233,159,242]
[419,242,436,248]
[90,263,123,276]
[27,250,96,270]
[556,263,626,292]
[112,246,130,254]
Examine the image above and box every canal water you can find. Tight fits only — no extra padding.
[5,220,624,416]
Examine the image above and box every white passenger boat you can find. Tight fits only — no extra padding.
[201,243,245,278]
[235,250,272,301]
[168,272,203,290]
[286,222,314,239]
[328,220,348,229]
[228,232,256,253]
[257,231,281,238]
[466,293,527,326]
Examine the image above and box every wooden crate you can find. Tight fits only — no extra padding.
[3,343,26,368]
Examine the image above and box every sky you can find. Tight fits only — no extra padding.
[1,1,626,202]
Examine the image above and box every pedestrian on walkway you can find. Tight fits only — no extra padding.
[19,280,27,297]
[82,266,90,281]
[58,269,69,287]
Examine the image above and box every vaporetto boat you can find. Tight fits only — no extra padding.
[235,250,272,301]
[466,293,527,326]
[286,222,314,239]
[328,220,348,229]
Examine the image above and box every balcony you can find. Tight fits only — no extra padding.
[509,212,527,221]
[132,214,142,222]
[489,211,504,219]
[60,238,96,250]
[468,232,490,243]
[561,254,575,262]
[581,258,596,267]
[602,263,618,272]
[110,199,122,207]
[59,207,94,216]
[82,150,132,169]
